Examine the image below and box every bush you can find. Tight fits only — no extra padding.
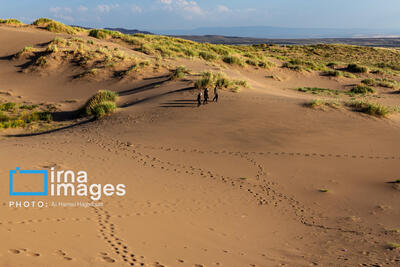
[46,21,77,34]
[82,90,118,117]
[199,51,218,61]
[346,64,369,73]
[0,19,22,25]
[350,85,376,94]
[32,18,53,27]
[89,29,122,39]
[92,101,117,118]
[361,78,399,89]
[347,101,390,117]
[195,72,248,92]
[223,56,244,66]
[171,66,188,80]
[0,102,16,111]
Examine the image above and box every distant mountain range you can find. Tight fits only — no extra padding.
[75,25,400,47]
[156,26,400,39]
[104,28,152,35]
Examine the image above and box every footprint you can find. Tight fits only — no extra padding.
[9,249,21,254]
[26,251,41,257]
[64,257,73,261]
[102,256,116,263]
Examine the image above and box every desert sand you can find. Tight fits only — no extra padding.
[0,23,400,267]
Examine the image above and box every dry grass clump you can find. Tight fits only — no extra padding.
[171,66,189,80]
[361,78,400,89]
[297,87,341,96]
[322,70,356,78]
[82,90,118,118]
[0,19,23,25]
[32,18,83,34]
[14,46,38,59]
[346,101,390,117]
[195,72,249,93]
[89,29,123,39]
[306,99,341,110]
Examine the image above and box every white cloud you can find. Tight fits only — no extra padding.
[159,0,204,19]
[78,6,88,12]
[49,7,74,22]
[131,5,143,14]
[96,4,120,13]
[217,5,231,13]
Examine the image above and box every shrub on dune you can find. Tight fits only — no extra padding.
[0,19,23,25]
[198,51,218,61]
[89,29,123,39]
[92,101,117,118]
[346,63,369,73]
[45,21,77,34]
[349,85,376,95]
[171,66,189,80]
[346,101,390,117]
[82,90,118,117]
[223,56,245,66]
[32,18,53,27]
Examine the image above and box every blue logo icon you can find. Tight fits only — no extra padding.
[9,167,48,196]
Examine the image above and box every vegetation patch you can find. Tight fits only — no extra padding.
[297,87,341,95]
[322,70,356,78]
[349,85,376,95]
[306,99,341,110]
[195,72,249,93]
[346,63,369,73]
[171,66,189,80]
[223,56,245,67]
[0,18,23,25]
[346,101,391,117]
[361,78,400,89]
[0,101,52,129]
[82,90,118,118]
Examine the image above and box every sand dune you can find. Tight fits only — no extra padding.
[0,24,400,267]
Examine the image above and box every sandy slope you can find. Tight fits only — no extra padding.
[0,25,400,266]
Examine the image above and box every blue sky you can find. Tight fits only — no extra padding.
[0,0,399,31]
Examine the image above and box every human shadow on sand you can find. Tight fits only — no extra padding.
[160,99,197,108]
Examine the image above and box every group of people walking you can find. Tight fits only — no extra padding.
[197,86,218,107]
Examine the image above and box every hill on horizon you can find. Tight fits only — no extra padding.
[155,25,400,39]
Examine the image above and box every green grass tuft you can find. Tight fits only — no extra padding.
[346,101,390,117]
[346,64,369,73]
[45,21,77,34]
[223,56,245,66]
[82,90,118,117]
[0,102,16,111]
[349,85,376,95]
[0,18,23,25]
[171,66,189,80]
[92,101,117,118]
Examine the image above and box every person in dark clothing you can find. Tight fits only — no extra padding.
[197,92,202,107]
[203,88,209,104]
[212,86,219,102]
